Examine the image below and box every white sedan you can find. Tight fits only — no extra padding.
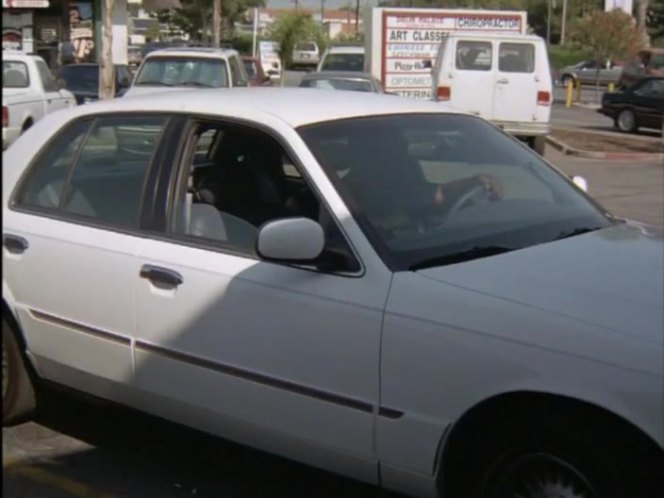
[2,89,663,498]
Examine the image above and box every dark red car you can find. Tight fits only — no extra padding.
[241,56,272,87]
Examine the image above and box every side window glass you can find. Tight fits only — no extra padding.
[15,119,91,209]
[229,56,247,87]
[456,41,492,71]
[61,115,167,228]
[35,59,59,92]
[499,43,535,73]
[173,123,359,271]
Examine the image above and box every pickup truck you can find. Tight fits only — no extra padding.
[3,52,76,150]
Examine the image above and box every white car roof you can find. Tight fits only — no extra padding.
[326,46,365,54]
[61,88,461,127]
[144,47,239,60]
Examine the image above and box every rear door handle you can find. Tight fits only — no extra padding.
[140,264,183,288]
[3,234,29,254]
[497,78,509,84]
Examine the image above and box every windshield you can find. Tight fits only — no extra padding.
[299,114,612,270]
[321,53,364,72]
[301,78,373,92]
[58,66,98,91]
[243,60,258,77]
[3,61,30,88]
[295,42,317,52]
[134,57,229,88]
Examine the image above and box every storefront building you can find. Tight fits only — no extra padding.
[3,0,128,69]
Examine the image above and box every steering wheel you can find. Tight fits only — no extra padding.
[446,183,491,218]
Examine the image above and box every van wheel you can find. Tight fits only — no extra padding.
[616,109,637,133]
[2,318,36,425]
[528,136,546,156]
[20,119,33,135]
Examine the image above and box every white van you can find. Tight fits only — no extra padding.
[431,32,552,154]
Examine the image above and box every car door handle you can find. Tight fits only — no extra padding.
[3,234,29,254]
[139,264,183,288]
[497,78,509,84]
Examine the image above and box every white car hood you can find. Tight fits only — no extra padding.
[416,222,664,346]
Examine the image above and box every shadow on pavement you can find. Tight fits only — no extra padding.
[14,388,404,498]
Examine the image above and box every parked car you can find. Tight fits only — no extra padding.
[430,32,552,155]
[299,71,384,93]
[56,63,134,104]
[3,89,663,498]
[598,76,664,133]
[291,41,320,70]
[2,52,76,150]
[241,56,272,86]
[559,59,623,87]
[125,47,248,97]
[317,45,365,72]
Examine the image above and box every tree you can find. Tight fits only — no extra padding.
[266,11,323,85]
[573,9,644,97]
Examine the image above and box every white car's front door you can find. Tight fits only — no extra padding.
[131,120,391,481]
[34,58,72,112]
[3,114,170,391]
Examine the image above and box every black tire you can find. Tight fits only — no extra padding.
[615,109,638,133]
[2,317,36,425]
[20,119,33,135]
[446,408,664,498]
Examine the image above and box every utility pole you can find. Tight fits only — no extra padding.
[212,0,221,48]
[355,0,360,34]
[320,0,325,23]
[293,0,299,11]
[560,0,568,45]
[546,0,551,46]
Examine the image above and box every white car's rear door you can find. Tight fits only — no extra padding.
[3,114,169,392]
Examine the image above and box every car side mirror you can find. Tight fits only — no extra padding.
[572,175,588,193]
[257,218,324,262]
[118,77,130,88]
[422,59,433,69]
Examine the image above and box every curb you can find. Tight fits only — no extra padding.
[545,135,664,161]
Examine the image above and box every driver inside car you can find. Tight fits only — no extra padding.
[325,131,504,237]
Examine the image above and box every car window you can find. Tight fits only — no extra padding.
[299,114,611,270]
[499,43,535,73]
[35,59,59,92]
[15,120,92,209]
[59,115,167,228]
[296,42,317,52]
[321,53,364,72]
[3,61,30,88]
[301,78,373,92]
[634,79,664,97]
[171,121,359,271]
[456,41,492,71]
[135,57,229,88]
[228,55,247,87]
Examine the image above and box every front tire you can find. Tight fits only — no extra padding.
[615,109,638,133]
[2,317,36,425]
[447,410,664,498]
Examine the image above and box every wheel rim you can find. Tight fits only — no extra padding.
[2,344,9,399]
[485,452,597,498]
[618,111,634,131]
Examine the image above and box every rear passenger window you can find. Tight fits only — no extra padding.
[499,43,535,73]
[456,41,492,71]
[60,116,166,227]
[15,120,91,209]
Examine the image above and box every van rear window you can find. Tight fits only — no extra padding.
[499,43,535,73]
[456,41,492,71]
